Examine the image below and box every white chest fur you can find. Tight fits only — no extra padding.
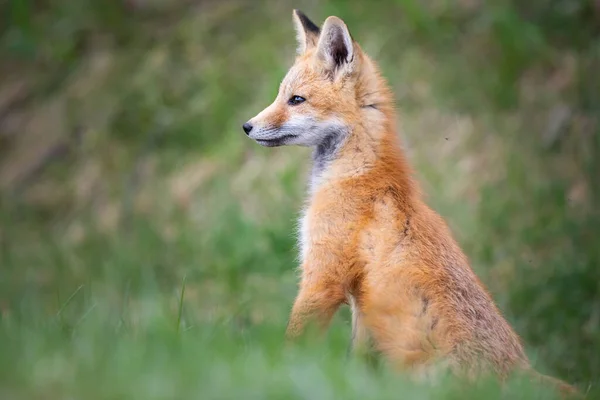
[298,211,311,263]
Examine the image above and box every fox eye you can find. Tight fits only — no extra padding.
[288,95,306,105]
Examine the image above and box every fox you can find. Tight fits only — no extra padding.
[243,9,579,397]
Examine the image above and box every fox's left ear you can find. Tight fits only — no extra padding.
[316,16,355,77]
[293,9,320,55]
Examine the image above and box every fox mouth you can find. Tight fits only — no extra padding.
[254,134,296,147]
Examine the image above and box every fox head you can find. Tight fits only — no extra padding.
[243,10,367,148]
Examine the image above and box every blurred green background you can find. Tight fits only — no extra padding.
[1,0,599,398]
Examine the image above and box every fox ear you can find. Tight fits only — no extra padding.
[316,16,355,77]
[293,9,320,55]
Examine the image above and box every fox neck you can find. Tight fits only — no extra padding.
[310,128,349,189]
[310,56,413,196]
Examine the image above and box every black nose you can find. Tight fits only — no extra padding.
[242,122,253,135]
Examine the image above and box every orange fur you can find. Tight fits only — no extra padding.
[246,10,579,397]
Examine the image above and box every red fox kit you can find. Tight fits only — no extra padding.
[243,9,578,396]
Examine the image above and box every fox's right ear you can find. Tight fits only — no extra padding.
[293,9,320,55]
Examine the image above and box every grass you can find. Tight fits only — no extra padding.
[0,0,599,398]
[0,309,566,399]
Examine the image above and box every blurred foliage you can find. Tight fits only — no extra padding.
[0,0,599,398]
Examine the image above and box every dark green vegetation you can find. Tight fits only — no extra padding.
[1,0,599,398]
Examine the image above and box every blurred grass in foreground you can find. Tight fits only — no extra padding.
[0,0,599,397]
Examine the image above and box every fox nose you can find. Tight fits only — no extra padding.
[242,122,253,135]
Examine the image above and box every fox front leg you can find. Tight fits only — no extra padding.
[285,279,344,339]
